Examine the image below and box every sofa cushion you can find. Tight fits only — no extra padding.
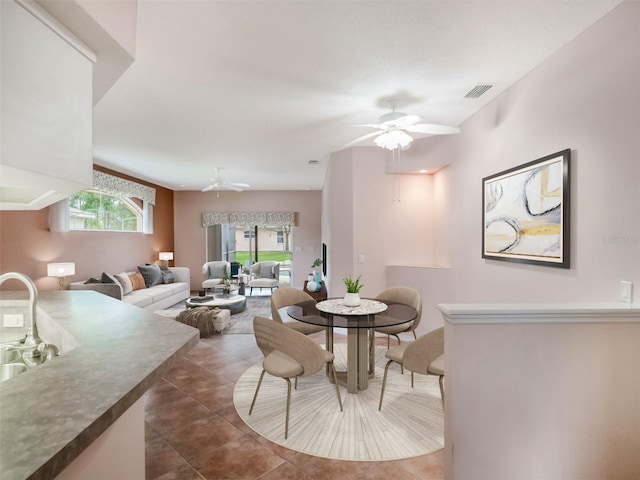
[208,264,226,279]
[138,264,163,287]
[128,272,146,291]
[162,271,176,284]
[259,264,274,278]
[101,272,117,284]
[114,272,133,295]
[122,291,153,308]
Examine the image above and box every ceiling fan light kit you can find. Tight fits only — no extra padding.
[374,129,413,150]
[347,108,460,151]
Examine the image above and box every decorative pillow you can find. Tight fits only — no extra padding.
[101,272,117,284]
[128,272,146,291]
[208,264,226,279]
[259,264,273,278]
[84,277,102,284]
[162,271,176,284]
[114,272,133,295]
[138,264,163,287]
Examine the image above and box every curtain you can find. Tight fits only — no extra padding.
[201,211,295,227]
[143,201,154,234]
[48,198,70,232]
[93,171,156,205]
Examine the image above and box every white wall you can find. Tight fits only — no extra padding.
[323,146,437,299]
[327,1,640,335]
[175,190,322,290]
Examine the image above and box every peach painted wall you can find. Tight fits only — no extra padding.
[173,190,321,291]
[0,166,174,291]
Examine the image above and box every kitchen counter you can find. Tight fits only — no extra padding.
[0,291,199,480]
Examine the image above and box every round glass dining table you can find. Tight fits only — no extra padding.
[285,298,417,393]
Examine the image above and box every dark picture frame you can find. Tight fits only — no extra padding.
[482,149,570,268]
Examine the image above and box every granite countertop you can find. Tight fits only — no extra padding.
[0,291,199,480]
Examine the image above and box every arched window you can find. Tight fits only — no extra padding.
[69,189,142,232]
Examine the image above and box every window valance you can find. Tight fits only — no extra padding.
[202,211,295,227]
[93,171,156,205]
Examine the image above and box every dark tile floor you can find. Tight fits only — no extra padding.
[144,331,445,479]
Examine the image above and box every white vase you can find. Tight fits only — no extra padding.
[307,280,318,292]
[343,292,360,307]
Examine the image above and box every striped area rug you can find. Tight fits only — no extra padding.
[233,344,444,461]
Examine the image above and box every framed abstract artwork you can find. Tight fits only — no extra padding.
[482,149,570,268]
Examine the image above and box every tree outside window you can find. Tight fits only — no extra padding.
[69,190,142,231]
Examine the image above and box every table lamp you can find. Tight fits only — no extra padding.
[159,251,173,267]
[47,262,76,290]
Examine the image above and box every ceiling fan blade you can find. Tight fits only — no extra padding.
[344,130,385,148]
[202,184,215,192]
[394,114,421,126]
[405,123,461,135]
[229,182,250,188]
[226,184,245,192]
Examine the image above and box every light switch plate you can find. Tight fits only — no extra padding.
[3,314,24,328]
[619,281,633,303]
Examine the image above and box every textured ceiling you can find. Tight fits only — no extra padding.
[92,0,622,191]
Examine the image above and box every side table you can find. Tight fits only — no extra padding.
[304,280,327,300]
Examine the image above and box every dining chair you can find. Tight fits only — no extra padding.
[374,286,422,348]
[378,327,444,410]
[250,316,343,439]
[271,287,326,335]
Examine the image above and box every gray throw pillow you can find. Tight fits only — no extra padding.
[259,264,273,278]
[101,272,117,284]
[84,277,102,284]
[208,265,226,279]
[138,264,163,287]
[162,271,176,284]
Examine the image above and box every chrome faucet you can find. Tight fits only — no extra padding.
[0,272,43,362]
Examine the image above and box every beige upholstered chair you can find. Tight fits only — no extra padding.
[202,261,230,291]
[250,316,343,439]
[378,327,445,410]
[271,287,326,335]
[374,286,422,347]
[248,261,280,295]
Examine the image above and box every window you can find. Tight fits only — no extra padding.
[243,230,255,239]
[276,230,284,244]
[69,189,142,232]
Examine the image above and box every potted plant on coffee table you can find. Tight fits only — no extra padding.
[342,275,363,307]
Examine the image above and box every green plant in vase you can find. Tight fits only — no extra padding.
[342,275,363,306]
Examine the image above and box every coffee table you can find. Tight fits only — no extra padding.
[186,292,247,313]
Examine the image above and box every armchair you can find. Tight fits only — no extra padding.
[248,261,280,295]
[202,261,230,291]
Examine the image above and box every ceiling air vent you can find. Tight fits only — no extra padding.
[465,84,493,99]
[308,160,319,165]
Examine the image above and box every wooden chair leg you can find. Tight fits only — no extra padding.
[439,374,445,410]
[411,370,414,388]
[284,377,292,439]
[249,369,266,415]
[378,360,394,410]
[330,362,343,411]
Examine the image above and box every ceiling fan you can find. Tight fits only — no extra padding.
[345,108,461,150]
[202,168,250,193]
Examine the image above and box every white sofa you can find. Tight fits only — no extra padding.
[70,267,191,311]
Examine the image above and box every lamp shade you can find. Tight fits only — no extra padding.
[159,252,174,261]
[47,262,75,277]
